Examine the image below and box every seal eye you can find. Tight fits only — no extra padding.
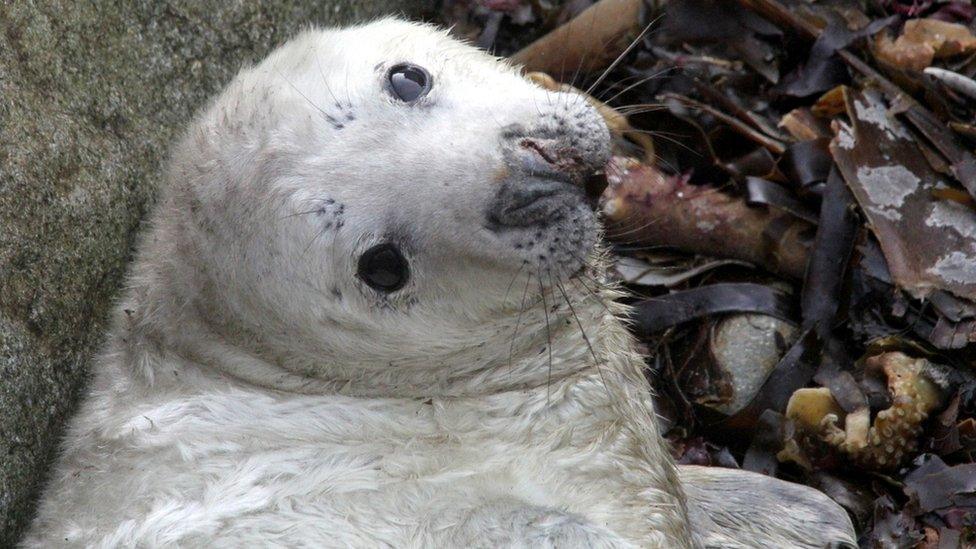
[357,243,410,293]
[386,63,431,102]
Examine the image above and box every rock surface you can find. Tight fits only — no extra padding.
[707,314,798,416]
[0,1,424,542]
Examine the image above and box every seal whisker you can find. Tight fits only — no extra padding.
[584,15,661,97]
[508,268,533,377]
[280,208,327,220]
[612,106,668,117]
[564,251,609,288]
[600,66,678,107]
[300,220,334,257]
[554,275,614,400]
[553,275,595,362]
[315,56,345,109]
[531,92,546,120]
[568,274,612,314]
[273,65,333,125]
[615,128,702,157]
[343,66,353,108]
[579,270,612,294]
[572,8,618,93]
[614,102,668,113]
[601,210,676,239]
[537,271,553,402]
[595,73,658,102]
[502,263,527,304]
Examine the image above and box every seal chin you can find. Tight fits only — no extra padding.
[487,176,583,227]
[486,180,598,278]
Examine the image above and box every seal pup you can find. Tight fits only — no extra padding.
[24,19,855,547]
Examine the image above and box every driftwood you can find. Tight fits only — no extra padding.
[602,157,812,279]
[511,0,643,79]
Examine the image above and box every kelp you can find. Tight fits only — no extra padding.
[439,0,976,543]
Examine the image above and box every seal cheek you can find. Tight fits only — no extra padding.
[299,197,345,232]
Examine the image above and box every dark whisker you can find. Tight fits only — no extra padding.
[578,270,611,294]
[300,221,333,258]
[509,270,533,376]
[584,14,662,97]
[554,277,597,364]
[503,263,527,304]
[274,66,334,125]
[569,275,612,314]
[537,271,553,403]
[601,66,678,107]
[315,56,345,108]
[554,274,614,398]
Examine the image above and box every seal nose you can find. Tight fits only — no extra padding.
[517,138,607,203]
[583,170,608,204]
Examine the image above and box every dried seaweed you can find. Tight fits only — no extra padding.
[746,176,819,223]
[630,283,795,335]
[442,0,976,542]
[742,409,785,475]
[779,138,834,192]
[801,166,858,337]
[907,456,976,512]
[832,87,976,302]
[775,14,896,98]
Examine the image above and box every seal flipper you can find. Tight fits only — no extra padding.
[678,465,857,549]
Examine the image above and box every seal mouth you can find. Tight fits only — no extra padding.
[487,145,599,230]
[483,124,607,274]
[484,170,598,277]
[486,177,587,229]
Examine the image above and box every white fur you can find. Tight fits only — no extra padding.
[24,19,854,548]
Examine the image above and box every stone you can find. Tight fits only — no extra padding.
[706,314,798,416]
[0,1,425,543]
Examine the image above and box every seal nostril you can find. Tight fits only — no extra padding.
[584,171,608,203]
[519,139,559,167]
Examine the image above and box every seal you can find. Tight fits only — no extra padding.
[24,19,855,548]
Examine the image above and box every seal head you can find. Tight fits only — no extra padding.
[155,19,611,395]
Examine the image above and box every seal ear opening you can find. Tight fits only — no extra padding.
[357,243,410,292]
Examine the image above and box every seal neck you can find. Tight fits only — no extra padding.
[125,266,624,399]
[220,286,612,398]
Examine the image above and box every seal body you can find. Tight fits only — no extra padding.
[26,310,689,547]
[24,19,854,548]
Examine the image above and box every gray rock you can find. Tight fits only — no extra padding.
[706,314,798,416]
[0,1,425,543]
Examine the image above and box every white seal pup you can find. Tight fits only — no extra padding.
[24,19,855,548]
